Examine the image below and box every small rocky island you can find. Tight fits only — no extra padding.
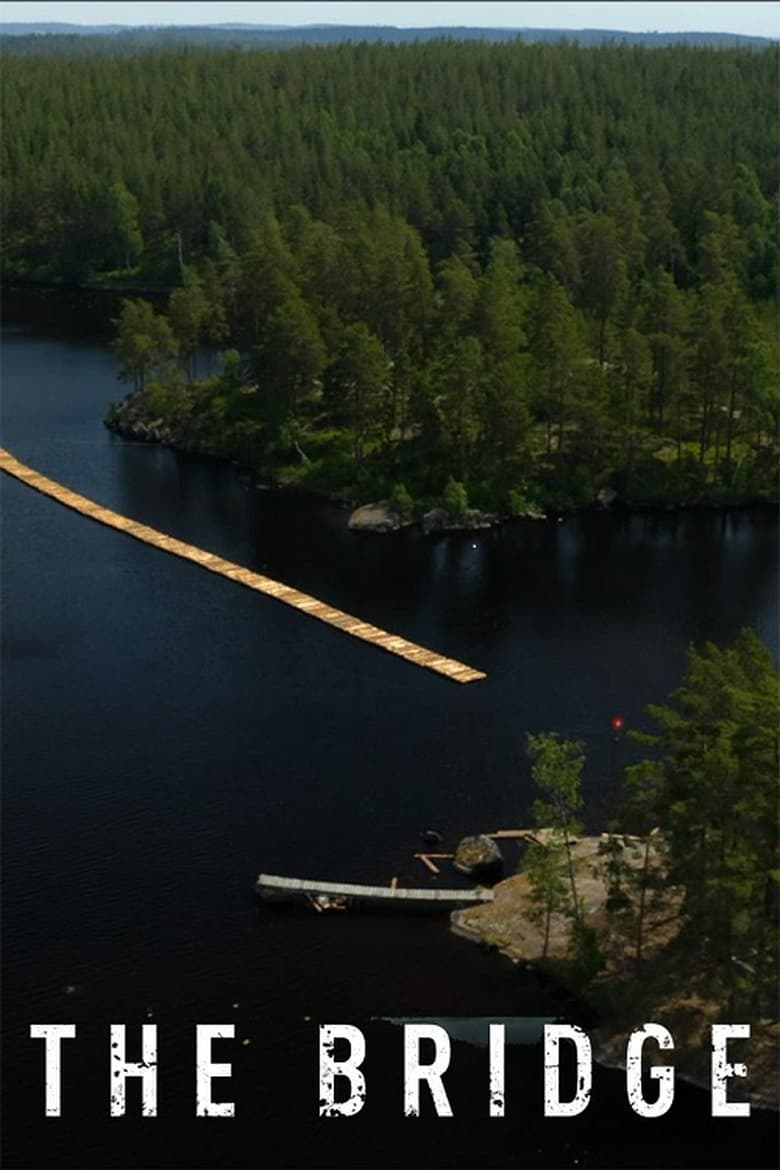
[452,834,503,875]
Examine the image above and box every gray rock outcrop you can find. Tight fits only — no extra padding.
[453,834,503,875]
[422,508,498,534]
[347,502,402,532]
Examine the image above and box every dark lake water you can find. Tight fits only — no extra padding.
[2,290,778,1169]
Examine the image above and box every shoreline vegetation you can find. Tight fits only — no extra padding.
[449,637,779,1113]
[103,378,779,529]
[2,40,776,524]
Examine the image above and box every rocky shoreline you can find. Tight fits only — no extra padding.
[105,390,191,449]
[105,389,778,531]
[347,500,503,534]
[450,833,778,1112]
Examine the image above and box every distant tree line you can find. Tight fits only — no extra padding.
[0,26,773,57]
[3,41,778,510]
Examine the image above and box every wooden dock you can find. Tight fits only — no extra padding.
[256,873,494,907]
[0,447,486,684]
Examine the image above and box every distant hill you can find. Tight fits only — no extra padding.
[0,22,127,34]
[0,23,774,54]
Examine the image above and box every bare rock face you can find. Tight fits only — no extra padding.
[105,392,175,445]
[452,834,676,965]
[421,507,449,534]
[347,502,401,533]
[453,834,503,876]
[422,508,498,534]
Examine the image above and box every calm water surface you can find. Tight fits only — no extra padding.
[2,293,777,1168]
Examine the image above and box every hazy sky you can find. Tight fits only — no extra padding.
[2,2,778,36]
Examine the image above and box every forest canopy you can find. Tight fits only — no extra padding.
[2,40,778,511]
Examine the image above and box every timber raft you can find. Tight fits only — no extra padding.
[0,447,486,684]
[256,873,494,907]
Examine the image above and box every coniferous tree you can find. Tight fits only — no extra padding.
[627,630,779,1012]
[112,298,178,392]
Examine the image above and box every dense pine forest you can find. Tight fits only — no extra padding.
[2,40,778,512]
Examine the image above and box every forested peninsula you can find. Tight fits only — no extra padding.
[3,41,778,516]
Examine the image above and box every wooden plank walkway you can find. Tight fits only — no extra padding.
[0,447,486,684]
[490,829,540,839]
[256,873,494,904]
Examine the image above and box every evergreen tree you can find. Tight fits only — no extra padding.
[577,213,628,365]
[112,298,178,391]
[523,839,570,959]
[251,292,326,442]
[325,323,389,467]
[526,733,586,927]
[106,180,143,270]
[168,268,211,382]
[627,630,779,1012]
